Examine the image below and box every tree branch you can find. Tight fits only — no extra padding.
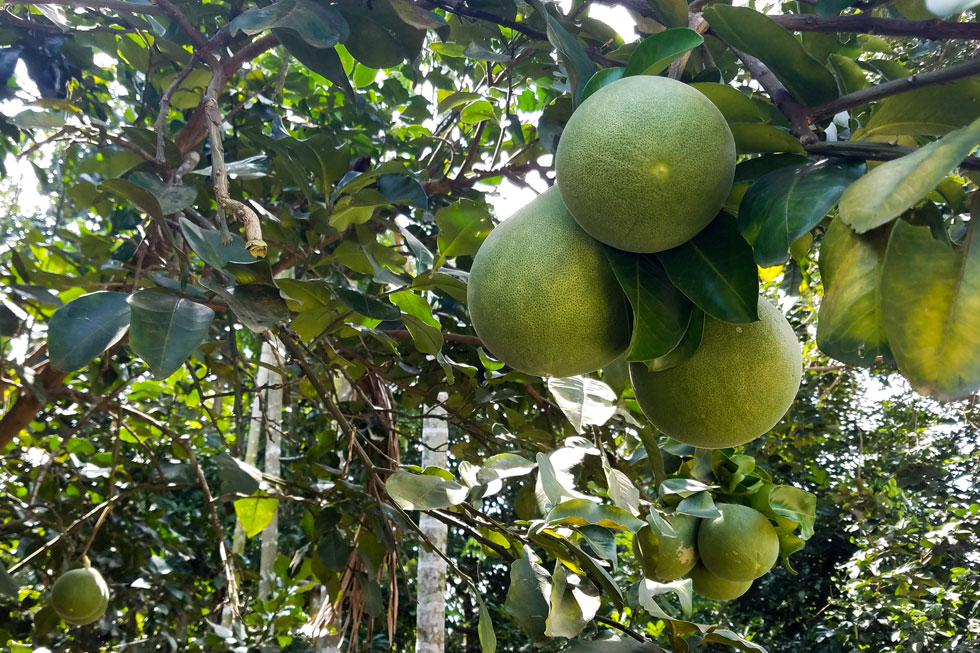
[770,13,980,40]
[5,0,165,14]
[731,49,816,143]
[806,140,980,171]
[805,57,980,120]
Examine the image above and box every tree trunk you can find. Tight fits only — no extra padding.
[416,398,448,653]
[258,340,284,600]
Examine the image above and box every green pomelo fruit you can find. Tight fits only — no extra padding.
[633,512,699,581]
[629,298,801,449]
[555,76,736,253]
[688,562,753,601]
[467,186,630,377]
[698,503,780,582]
[51,567,110,625]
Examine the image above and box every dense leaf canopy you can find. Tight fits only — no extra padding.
[1,1,979,652]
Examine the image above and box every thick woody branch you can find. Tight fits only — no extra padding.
[806,56,980,120]
[731,49,816,144]
[770,14,980,41]
[806,140,980,171]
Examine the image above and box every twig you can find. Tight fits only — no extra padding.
[155,55,200,162]
[806,140,980,171]
[731,48,816,143]
[595,615,656,646]
[381,329,483,346]
[770,13,980,41]
[806,57,980,121]
[668,13,709,80]
[79,416,121,559]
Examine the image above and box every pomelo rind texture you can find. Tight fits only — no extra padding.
[51,567,110,625]
[697,503,780,582]
[688,562,753,601]
[467,187,630,378]
[629,298,802,449]
[555,76,736,253]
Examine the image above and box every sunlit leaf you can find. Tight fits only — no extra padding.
[48,291,130,372]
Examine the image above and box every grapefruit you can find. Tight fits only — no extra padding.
[51,566,110,625]
[688,562,753,601]
[633,512,699,581]
[629,298,801,448]
[555,75,736,253]
[698,503,779,582]
[467,187,630,377]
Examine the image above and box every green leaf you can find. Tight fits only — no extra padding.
[385,470,467,510]
[477,598,497,653]
[675,491,721,519]
[703,5,838,106]
[657,214,758,323]
[224,260,276,286]
[637,577,694,620]
[129,172,197,215]
[99,178,163,220]
[729,123,806,155]
[659,477,714,498]
[817,218,894,366]
[179,218,254,269]
[691,83,764,124]
[829,54,870,96]
[460,100,496,124]
[389,290,443,354]
[818,0,859,15]
[337,0,426,69]
[48,291,130,372]
[750,483,817,540]
[215,452,262,495]
[333,286,401,320]
[546,499,645,532]
[316,529,352,570]
[228,0,348,48]
[435,200,493,263]
[739,159,865,267]
[0,304,19,337]
[388,0,447,29]
[603,465,640,517]
[546,376,618,433]
[645,308,704,371]
[646,0,689,28]
[437,90,485,114]
[565,635,663,652]
[545,565,601,639]
[477,453,537,483]
[128,290,215,378]
[604,249,692,361]
[623,28,704,77]
[504,551,551,643]
[273,32,362,109]
[233,497,279,538]
[0,564,18,598]
[839,117,980,233]
[854,79,980,140]
[880,220,980,400]
[580,67,624,103]
[532,0,596,106]
[202,280,289,333]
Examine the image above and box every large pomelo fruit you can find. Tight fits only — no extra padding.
[51,566,110,625]
[698,503,779,582]
[629,298,801,448]
[633,512,699,581]
[687,562,753,601]
[555,76,736,253]
[467,187,630,377]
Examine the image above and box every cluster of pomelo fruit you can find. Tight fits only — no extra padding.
[468,75,803,452]
[49,563,110,625]
[635,503,783,601]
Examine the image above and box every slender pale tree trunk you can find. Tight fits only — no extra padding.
[416,397,448,653]
[258,340,284,600]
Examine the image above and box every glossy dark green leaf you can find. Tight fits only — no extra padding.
[48,291,131,372]
[817,0,859,16]
[545,565,601,639]
[99,178,162,220]
[129,172,197,215]
[228,0,348,48]
[273,31,362,109]
[532,0,596,106]
[604,248,692,361]
[675,491,721,519]
[739,159,865,267]
[128,290,215,378]
[338,0,425,69]
[839,116,980,233]
[316,529,352,570]
[657,214,759,323]
[623,28,704,77]
[645,308,704,372]
[0,303,19,336]
[202,280,289,333]
[734,153,812,183]
[215,452,262,495]
[854,79,980,139]
[333,286,401,320]
[504,552,551,643]
[580,67,624,103]
[817,218,893,366]
[388,0,446,29]
[647,0,689,28]
[691,83,764,124]
[224,260,276,286]
[703,5,838,106]
[880,220,980,400]
[546,499,645,532]
[389,290,443,354]
[729,123,806,155]
[179,217,253,269]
